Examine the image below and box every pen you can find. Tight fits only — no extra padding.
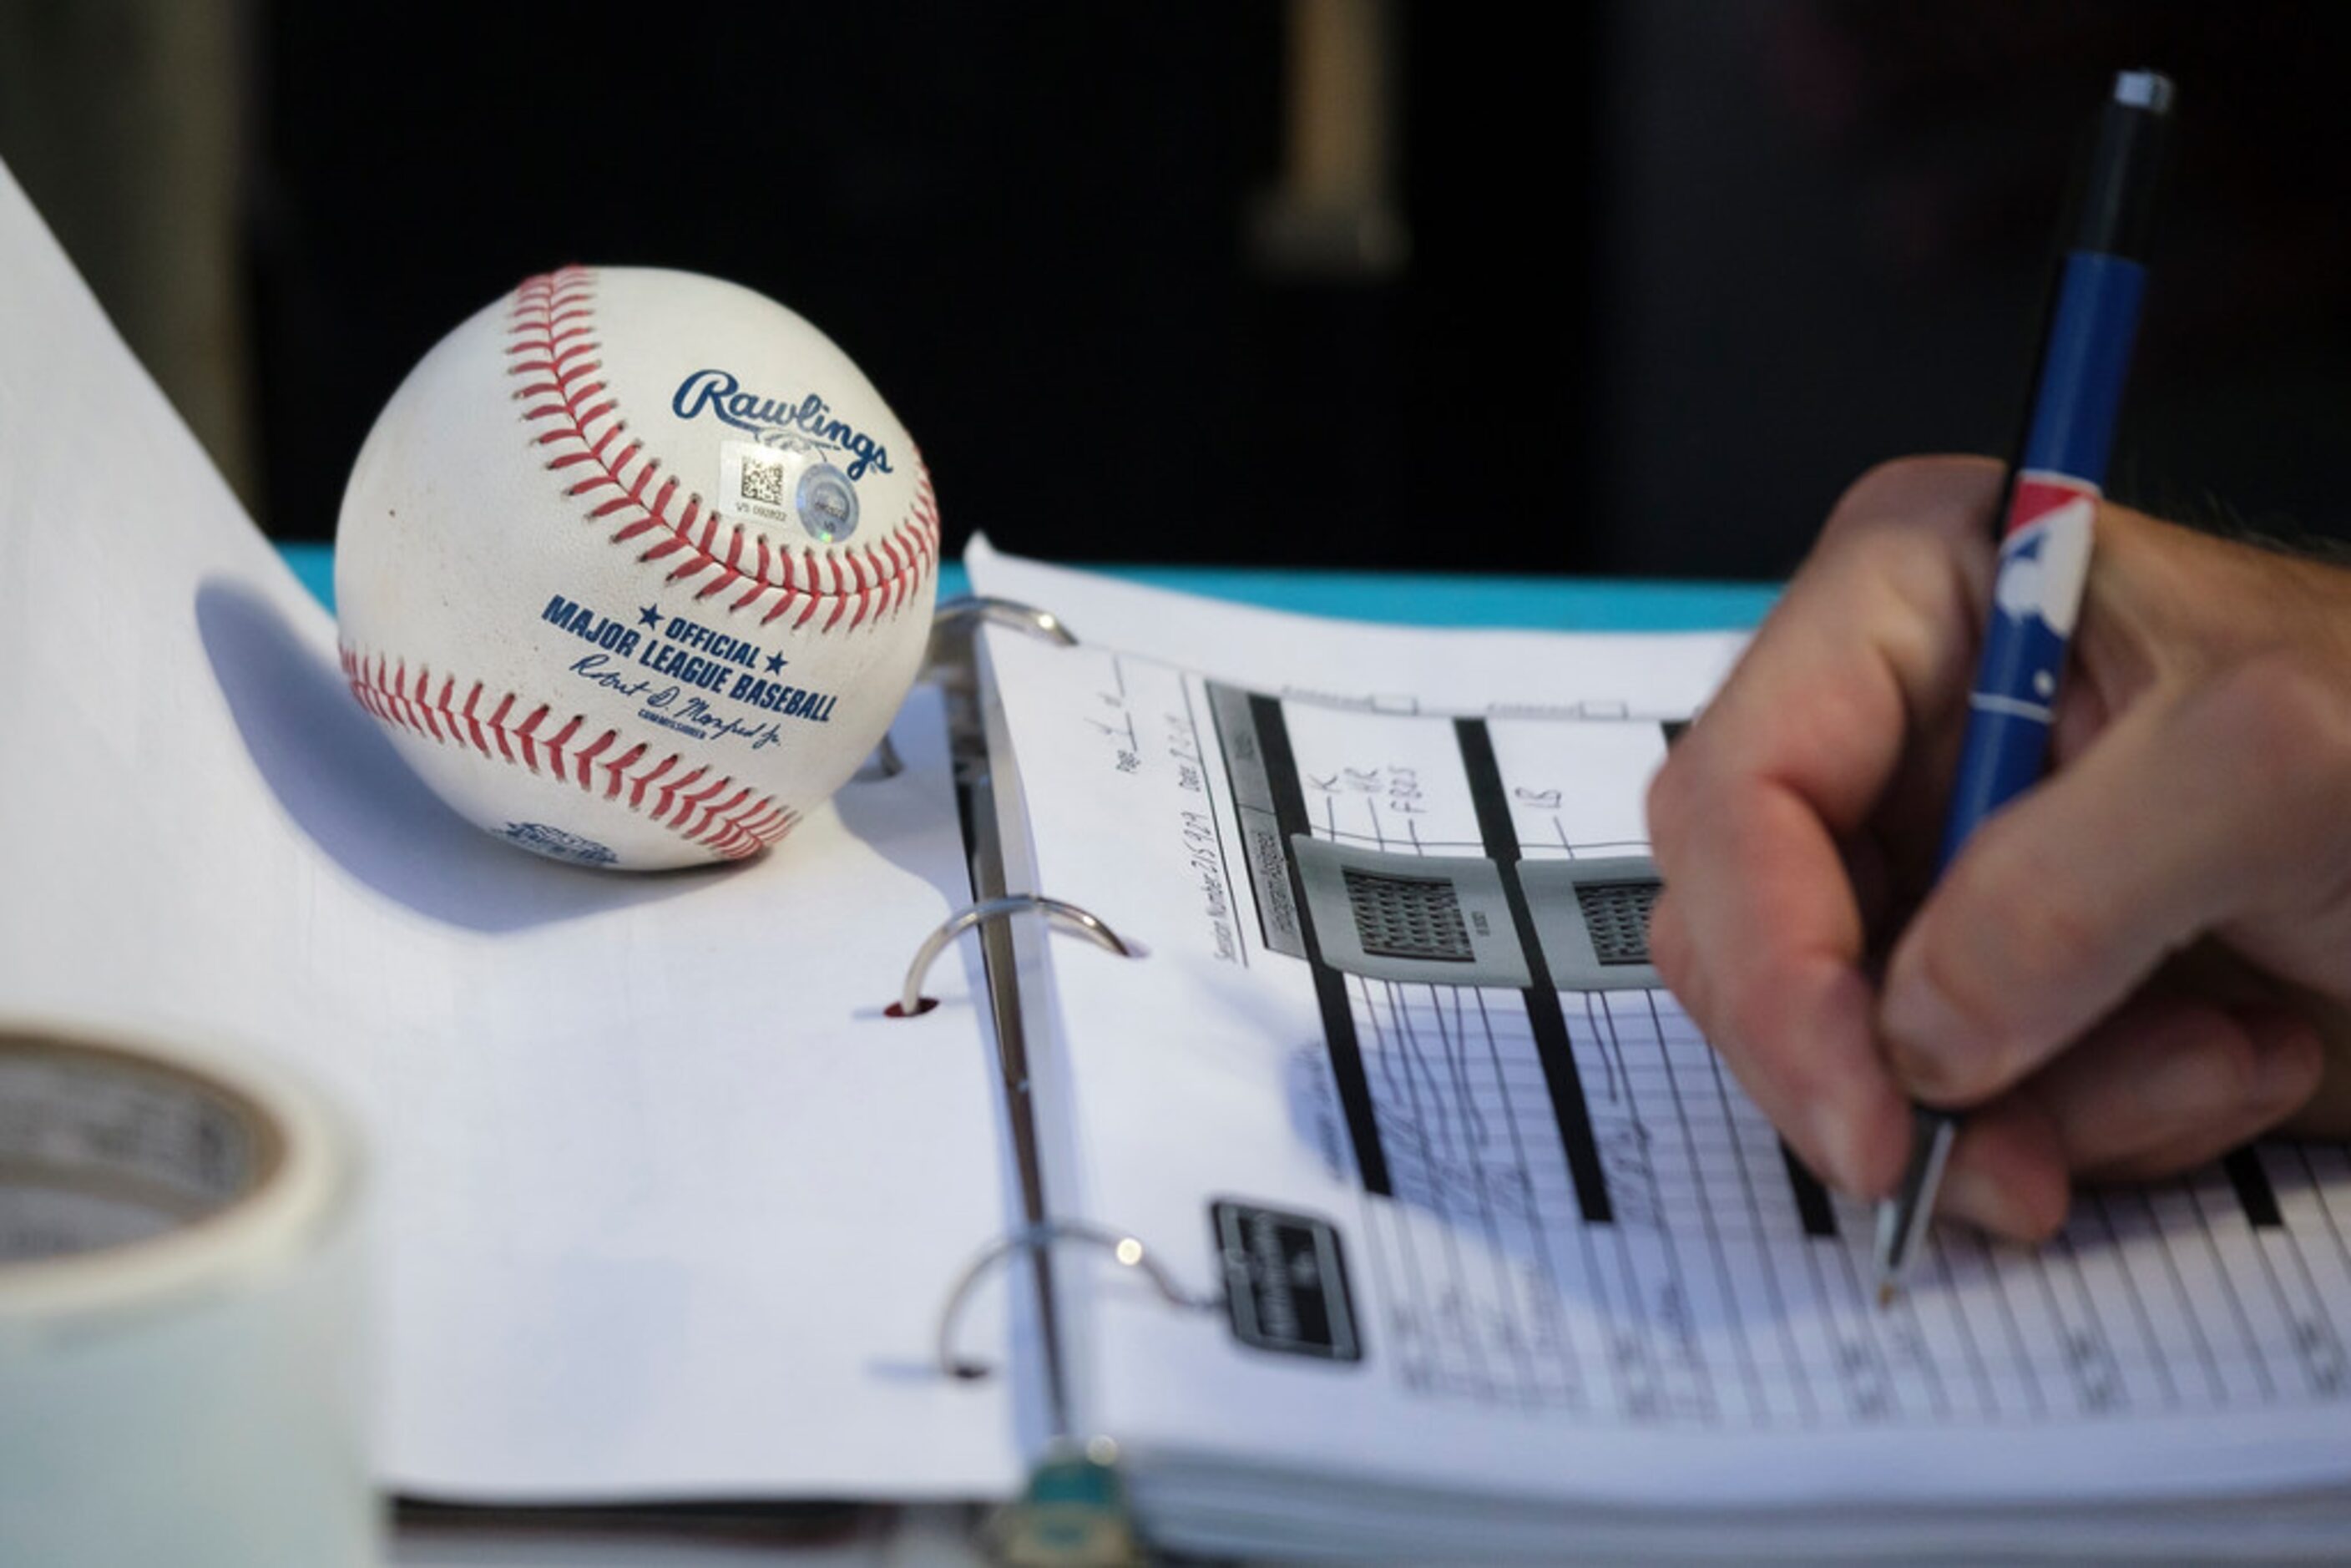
[1873,68,2174,1305]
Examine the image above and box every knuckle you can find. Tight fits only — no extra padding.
[1998,883,2109,1004]
[1798,498,1986,673]
[1943,840,2100,995]
[1818,454,2003,549]
[2196,655,2351,886]
[2209,653,2348,781]
[1822,457,1939,537]
[1961,819,2111,994]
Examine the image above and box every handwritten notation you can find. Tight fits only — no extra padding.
[1082,685,1142,774]
[1306,764,1429,814]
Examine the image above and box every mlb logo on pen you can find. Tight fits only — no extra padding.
[1992,471,2099,642]
[2005,472,2099,538]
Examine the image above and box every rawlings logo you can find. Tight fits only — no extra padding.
[670,369,894,482]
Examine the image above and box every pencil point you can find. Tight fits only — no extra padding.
[1876,1280,1899,1311]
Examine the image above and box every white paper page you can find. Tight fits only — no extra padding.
[965,538,2351,1514]
[0,163,1020,1501]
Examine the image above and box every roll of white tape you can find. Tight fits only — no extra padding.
[0,1021,376,1567]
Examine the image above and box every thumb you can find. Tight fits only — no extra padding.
[1878,655,2346,1107]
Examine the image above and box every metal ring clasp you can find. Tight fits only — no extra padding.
[935,1221,1221,1381]
[885,894,1142,1019]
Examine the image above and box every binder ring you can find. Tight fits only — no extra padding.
[930,594,1076,647]
[936,1221,1221,1381]
[923,595,1077,685]
[887,895,1143,1019]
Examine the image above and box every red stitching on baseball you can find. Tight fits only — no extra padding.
[508,266,938,629]
[341,644,798,861]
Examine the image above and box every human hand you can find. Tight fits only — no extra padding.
[1646,454,2351,1241]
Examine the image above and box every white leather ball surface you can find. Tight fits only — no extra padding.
[334,266,939,870]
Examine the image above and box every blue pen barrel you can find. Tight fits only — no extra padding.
[1935,250,2146,873]
[1939,704,2060,867]
[2020,254,2146,482]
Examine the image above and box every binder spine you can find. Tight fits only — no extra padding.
[915,592,1188,1565]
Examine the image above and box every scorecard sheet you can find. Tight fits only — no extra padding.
[966,539,2351,1515]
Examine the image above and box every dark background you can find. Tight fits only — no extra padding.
[4,0,2345,579]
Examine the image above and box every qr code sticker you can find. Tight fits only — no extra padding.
[739,453,787,507]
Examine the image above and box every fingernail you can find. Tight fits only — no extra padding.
[1806,1103,1863,1196]
[1880,970,1978,1100]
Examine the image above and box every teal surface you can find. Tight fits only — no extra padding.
[276,543,1775,632]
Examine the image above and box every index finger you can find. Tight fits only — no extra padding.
[1646,456,2000,1195]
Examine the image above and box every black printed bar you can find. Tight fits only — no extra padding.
[1781,1141,1840,1239]
[1454,718,1614,1225]
[2223,1145,2283,1230]
[1242,693,1395,1197]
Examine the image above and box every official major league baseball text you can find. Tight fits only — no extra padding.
[334,266,938,869]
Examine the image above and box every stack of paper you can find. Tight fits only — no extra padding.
[963,544,2351,1560]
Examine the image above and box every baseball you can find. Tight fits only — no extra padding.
[334,266,939,871]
